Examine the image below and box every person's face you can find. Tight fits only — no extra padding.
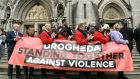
[92,22,96,26]
[63,32,67,36]
[99,27,103,32]
[80,25,86,31]
[13,24,20,31]
[28,27,35,35]
[46,25,51,31]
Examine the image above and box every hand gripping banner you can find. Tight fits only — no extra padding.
[9,37,134,71]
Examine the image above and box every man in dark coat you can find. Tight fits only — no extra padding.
[6,23,23,79]
[134,23,140,55]
[120,21,134,52]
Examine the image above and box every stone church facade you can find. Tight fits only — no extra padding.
[0,0,140,33]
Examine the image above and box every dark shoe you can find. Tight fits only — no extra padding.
[8,76,12,79]
[59,74,67,79]
[23,76,29,79]
[118,76,128,79]
[42,77,47,79]
[16,76,23,79]
[80,76,86,79]
[29,75,36,79]
[123,76,128,79]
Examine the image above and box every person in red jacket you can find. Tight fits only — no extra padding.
[74,23,93,45]
[74,23,93,79]
[92,25,110,79]
[55,27,73,79]
[56,27,73,40]
[23,26,37,79]
[39,23,56,79]
[40,23,56,44]
[24,26,38,37]
[93,26,110,44]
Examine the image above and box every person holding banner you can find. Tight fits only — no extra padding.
[23,26,38,79]
[74,23,93,45]
[92,25,110,78]
[111,23,128,79]
[6,23,23,79]
[74,23,93,79]
[93,25,110,44]
[39,23,56,79]
[55,27,73,79]
[56,27,73,40]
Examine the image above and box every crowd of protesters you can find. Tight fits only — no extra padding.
[0,20,140,79]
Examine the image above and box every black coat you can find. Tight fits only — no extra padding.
[134,27,140,50]
[6,31,23,53]
[120,26,134,49]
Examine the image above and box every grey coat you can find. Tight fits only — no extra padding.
[0,35,6,60]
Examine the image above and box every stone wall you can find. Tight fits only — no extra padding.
[130,0,140,28]
[0,0,140,31]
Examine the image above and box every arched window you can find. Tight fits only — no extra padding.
[5,6,11,19]
[57,4,64,18]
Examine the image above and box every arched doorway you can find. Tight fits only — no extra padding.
[12,0,53,34]
[24,4,49,34]
[99,1,131,28]
[102,3,125,28]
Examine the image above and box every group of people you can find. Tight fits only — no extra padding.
[0,20,140,79]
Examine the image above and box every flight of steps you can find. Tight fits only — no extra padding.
[125,45,140,78]
[0,45,140,79]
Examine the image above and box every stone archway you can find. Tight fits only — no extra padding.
[99,0,130,19]
[11,0,53,33]
[103,7,121,21]
[23,3,50,34]
[12,0,53,21]
[25,4,49,21]
[99,1,131,27]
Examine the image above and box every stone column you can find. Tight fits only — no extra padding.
[52,0,56,18]
[34,23,38,32]
[20,23,24,33]
[86,1,96,24]
[5,19,13,31]
[75,1,84,25]
[67,0,72,26]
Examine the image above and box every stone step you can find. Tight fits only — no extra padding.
[132,54,140,56]
[132,56,140,58]
[0,74,118,79]
[132,50,138,52]
[125,71,140,75]
[133,59,140,62]
[0,63,140,72]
